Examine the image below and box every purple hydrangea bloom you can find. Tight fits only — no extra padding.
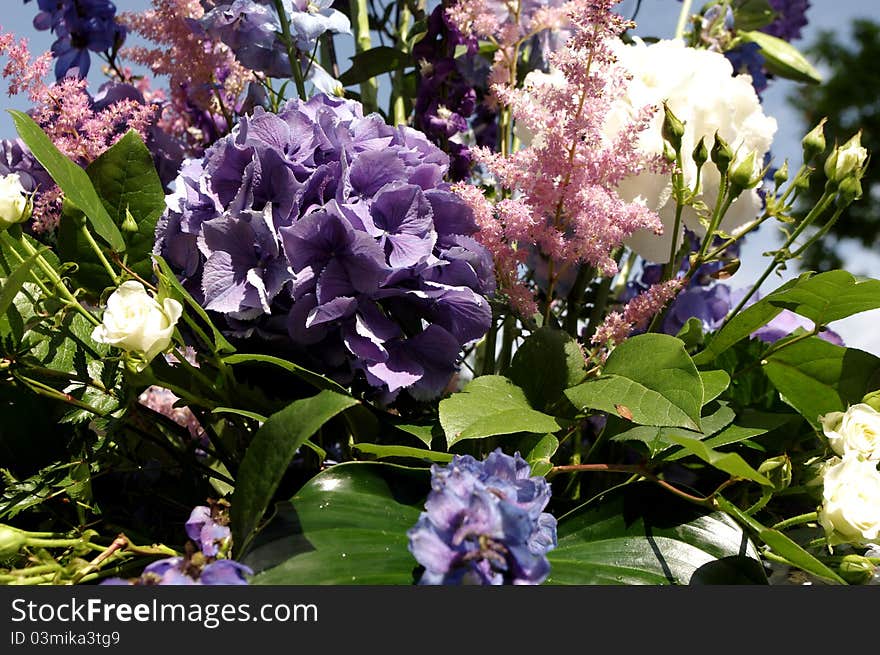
[662,284,733,336]
[25,0,127,79]
[407,449,557,585]
[0,138,53,195]
[156,94,495,401]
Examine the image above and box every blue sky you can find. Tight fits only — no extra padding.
[3,0,880,352]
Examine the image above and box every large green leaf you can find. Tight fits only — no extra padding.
[249,462,429,584]
[508,327,587,411]
[338,47,411,87]
[739,30,822,84]
[764,270,880,326]
[565,334,703,430]
[663,434,772,486]
[763,337,880,428]
[546,483,767,584]
[231,390,359,557]
[8,110,125,252]
[0,247,46,317]
[439,375,560,448]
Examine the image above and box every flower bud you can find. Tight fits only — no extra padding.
[773,160,789,187]
[835,176,863,208]
[661,102,685,153]
[0,524,26,557]
[91,281,184,365]
[802,118,827,163]
[121,209,139,234]
[711,132,734,175]
[758,455,792,492]
[692,136,709,170]
[861,389,880,413]
[0,173,30,230]
[728,151,761,194]
[824,132,868,185]
[838,554,876,585]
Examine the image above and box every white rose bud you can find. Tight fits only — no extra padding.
[821,403,880,462]
[0,173,30,229]
[91,281,183,364]
[819,456,880,546]
[824,132,868,184]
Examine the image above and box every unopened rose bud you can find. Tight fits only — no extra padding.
[835,176,863,208]
[711,132,734,175]
[121,209,139,234]
[692,136,709,170]
[838,554,875,585]
[774,160,789,187]
[0,524,26,557]
[802,118,827,163]
[825,132,868,185]
[0,173,30,230]
[729,151,760,194]
[758,455,792,491]
[862,389,880,413]
[661,102,685,152]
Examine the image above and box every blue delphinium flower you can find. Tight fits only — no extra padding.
[407,449,557,585]
[155,93,495,402]
[25,0,127,79]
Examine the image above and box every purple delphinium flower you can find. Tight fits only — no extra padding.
[102,555,252,585]
[0,138,53,196]
[25,0,127,80]
[407,449,557,585]
[185,504,231,558]
[156,93,495,402]
[763,0,811,42]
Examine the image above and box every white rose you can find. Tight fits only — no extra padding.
[818,456,880,546]
[821,403,880,462]
[605,39,777,263]
[91,281,183,363]
[0,173,29,229]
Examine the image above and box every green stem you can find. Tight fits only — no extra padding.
[480,318,497,376]
[79,225,120,285]
[272,0,307,100]
[351,0,378,111]
[675,0,694,39]
[496,315,516,375]
[771,511,819,531]
[391,2,412,125]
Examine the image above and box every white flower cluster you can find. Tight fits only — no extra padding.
[817,403,880,546]
[608,38,778,263]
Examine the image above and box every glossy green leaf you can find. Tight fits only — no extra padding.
[516,433,559,477]
[232,390,359,557]
[566,334,703,430]
[763,336,880,428]
[222,352,349,394]
[739,30,823,84]
[338,47,410,87]
[0,247,45,318]
[352,443,453,464]
[8,110,125,252]
[664,434,772,485]
[700,370,731,405]
[509,327,587,411]
[546,483,767,584]
[249,462,429,584]
[732,0,776,30]
[439,375,560,448]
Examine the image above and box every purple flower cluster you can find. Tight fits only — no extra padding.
[0,138,53,196]
[198,0,349,86]
[407,449,557,585]
[102,504,251,585]
[25,0,127,79]
[413,4,479,181]
[155,93,495,401]
[763,0,811,42]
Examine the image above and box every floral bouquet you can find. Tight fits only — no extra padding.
[1,0,879,587]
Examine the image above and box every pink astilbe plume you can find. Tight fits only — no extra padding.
[0,29,52,101]
[119,0,253,152]
[454,0,666,316]
[591,278,683,349]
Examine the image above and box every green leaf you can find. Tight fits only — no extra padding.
[565,334,704,431]
[732,0,776,30]
[392,422,438,448]
[86,130,165,278]
[516,433,559,477]
[763,337,880,428]
[508,327,587,411]
[338,47,411,87]
[438,375,560,448]
[700,369,731,405]
[352,443,453,464]
[231,389,359,557]
[665,411,796,461]
[0,247,46,318]
[546,483,767,584]
[8,110,125,252]
[222,352,349,395]
[663,434,772,486]
[765,270,880,325]
[739,30,823,84]
[249,462,428,584]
